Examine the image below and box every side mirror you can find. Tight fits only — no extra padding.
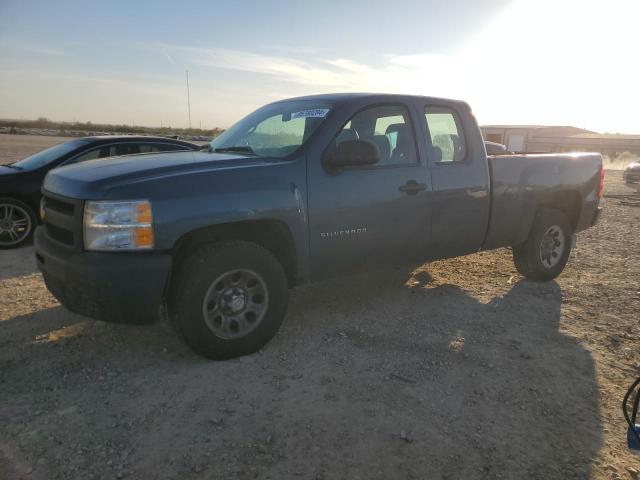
[323,140,380,171]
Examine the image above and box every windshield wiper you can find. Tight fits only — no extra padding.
[3,163,22,170]
[213,146,257,156]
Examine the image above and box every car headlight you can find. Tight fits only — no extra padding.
[83,200,154,251]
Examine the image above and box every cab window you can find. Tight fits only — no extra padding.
[335,105,418,166]
[425,107,466,163]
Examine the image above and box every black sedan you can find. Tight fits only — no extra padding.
[0,135,200,248]
[623,161,640,184]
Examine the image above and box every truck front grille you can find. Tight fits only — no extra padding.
[45,196,75,216]
[42,192,83,250]
[46,223,74,245]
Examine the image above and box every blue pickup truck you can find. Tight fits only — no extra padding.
[35,93,603,359]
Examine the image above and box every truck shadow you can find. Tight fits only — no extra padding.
[0,268,602,479]
[282,271,602,479]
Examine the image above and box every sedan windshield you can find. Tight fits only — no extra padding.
[11,139,90,170]
[210,101,331,158]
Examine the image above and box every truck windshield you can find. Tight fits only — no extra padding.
[210,101,331,158]
[11,139,91,170]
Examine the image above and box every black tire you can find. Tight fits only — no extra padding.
[0,197,37,249]
[513,208,573,281]
[168,241,289,360]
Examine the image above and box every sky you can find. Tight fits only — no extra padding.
[0,0,638,133]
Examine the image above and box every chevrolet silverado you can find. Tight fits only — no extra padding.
[35,94,603,359]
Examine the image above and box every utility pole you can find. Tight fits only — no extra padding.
[186,70,192,130]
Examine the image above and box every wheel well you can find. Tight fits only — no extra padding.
[0,195,40,222]
[540,190,582,229]
[1,194,38,212]
[172,220,298,286]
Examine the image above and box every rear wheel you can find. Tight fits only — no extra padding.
[513,208,573,281]
[168,241,288,360]
[0,198,36,249]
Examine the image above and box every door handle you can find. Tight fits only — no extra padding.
[399,180,427,195]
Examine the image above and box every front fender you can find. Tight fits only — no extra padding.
[103,159,310,280]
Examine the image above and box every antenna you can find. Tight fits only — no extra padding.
[186,70,192,129]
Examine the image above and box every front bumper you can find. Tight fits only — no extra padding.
[35,226,172,324]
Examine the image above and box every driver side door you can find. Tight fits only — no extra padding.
[307,103,433,279]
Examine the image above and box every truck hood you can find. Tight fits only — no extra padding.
[43,151,280,199]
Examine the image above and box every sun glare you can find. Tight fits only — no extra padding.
[461,0,640,133]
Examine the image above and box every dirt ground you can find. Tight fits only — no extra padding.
[1,135,639,479]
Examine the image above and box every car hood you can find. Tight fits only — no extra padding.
[43,151,282,199]
[0,165,25,176]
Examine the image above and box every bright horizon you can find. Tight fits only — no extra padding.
[0,0,638,133]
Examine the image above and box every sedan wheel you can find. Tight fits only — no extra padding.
[0,201,33,248]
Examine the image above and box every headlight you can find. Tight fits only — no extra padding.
[83,200,153,251]
[40,197,46,222]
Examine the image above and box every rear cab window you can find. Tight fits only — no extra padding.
[425,107,466,163]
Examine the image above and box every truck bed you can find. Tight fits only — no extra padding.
[483,153,602,249]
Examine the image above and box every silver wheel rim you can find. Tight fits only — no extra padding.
[0,203,32,246]
[201,269,269,339]
[539,225,565,268]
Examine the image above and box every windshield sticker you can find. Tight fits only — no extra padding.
[291,109,330,119]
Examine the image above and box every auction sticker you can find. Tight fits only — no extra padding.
[291,109,330,119]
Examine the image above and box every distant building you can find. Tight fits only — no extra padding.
[480,125,640,156]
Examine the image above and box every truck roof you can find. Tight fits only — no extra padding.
[273,92,470,108]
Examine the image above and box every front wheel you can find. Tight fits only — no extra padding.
[0,198,36,249]
[513,208,573,281]
[168,241,289,360]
